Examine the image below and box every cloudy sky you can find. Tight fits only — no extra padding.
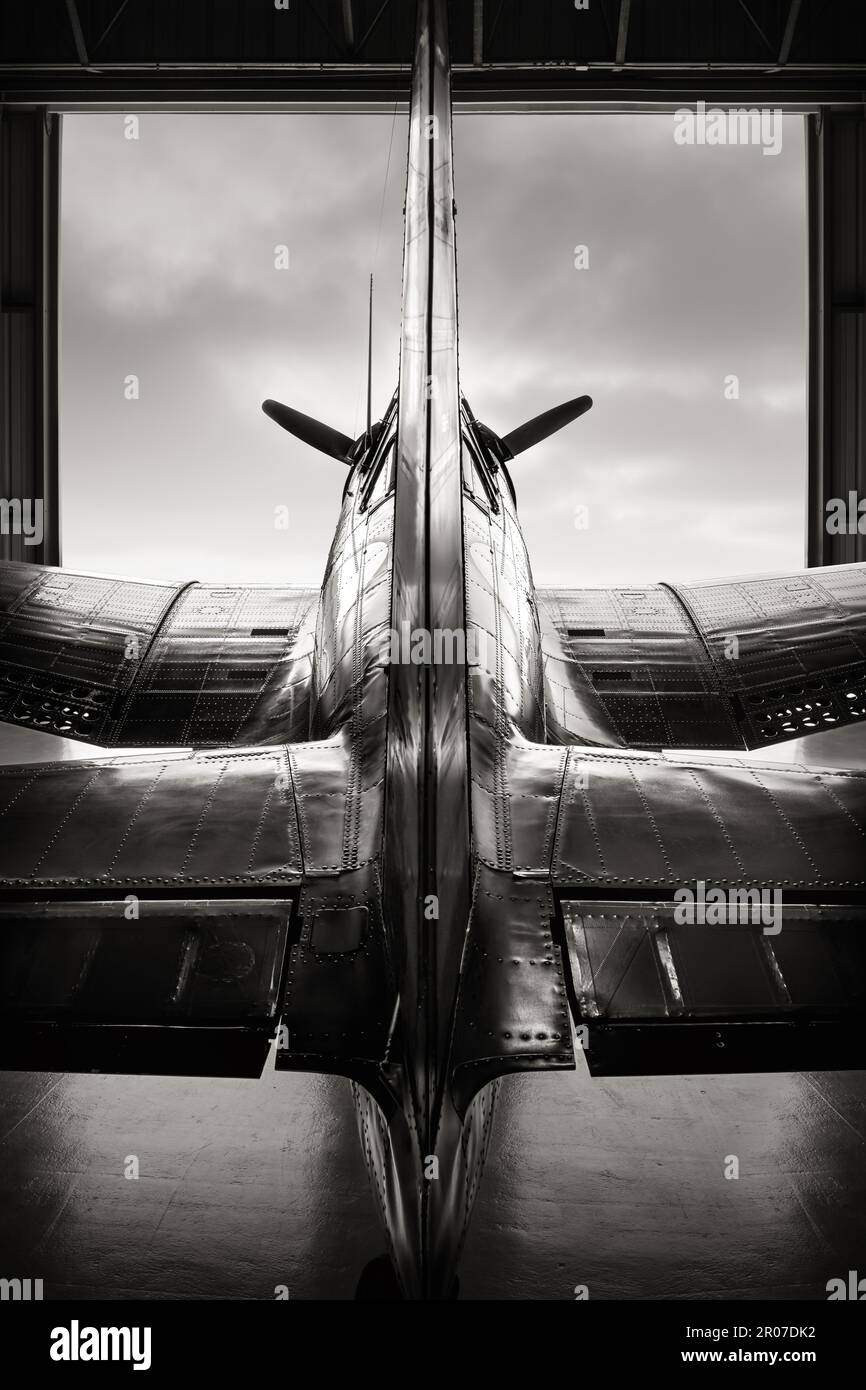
[60,110,806,588]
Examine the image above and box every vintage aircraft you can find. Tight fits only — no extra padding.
[1,0,865,1300]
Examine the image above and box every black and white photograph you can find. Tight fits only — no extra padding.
[1,0,866,1355]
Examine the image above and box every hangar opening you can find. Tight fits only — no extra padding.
[58,108,808,588]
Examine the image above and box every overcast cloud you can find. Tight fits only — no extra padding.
[60,110,806,588]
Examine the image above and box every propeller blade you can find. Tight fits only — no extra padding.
[262,399,355,464]
[500,394,593,458]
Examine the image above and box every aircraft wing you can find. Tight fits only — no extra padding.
[0,560,318,749]
[0,735,393,1081]
[536,562,866,751]
[469,736,866,1079]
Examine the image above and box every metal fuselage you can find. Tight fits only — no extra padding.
[300,0,547,1297]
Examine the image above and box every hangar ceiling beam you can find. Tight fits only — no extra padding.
[779,0,803,67]
[473,1,483,68]
[0,110,60,566]
[614,0,631,73]
[356,1,393,61]
[342,1,355,54]
[92,0,135,59]
[63,0,89,68]
[808,110,866,566]
[736,0,774,58]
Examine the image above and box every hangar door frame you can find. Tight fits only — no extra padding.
[1,95,864,569]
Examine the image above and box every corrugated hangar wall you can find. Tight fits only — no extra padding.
[0,110,60,566]
[808,109,866,567]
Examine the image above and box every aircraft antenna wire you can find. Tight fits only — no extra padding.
[352,95,400,439]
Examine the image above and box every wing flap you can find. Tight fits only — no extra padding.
[560,898,866,1075]
[0,735,397,1081]
[0,742,305,1076]
[0,897,293,1076]
[485,737,866,1077]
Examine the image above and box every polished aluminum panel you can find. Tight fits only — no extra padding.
[383,0,471,1130]
[0,746,303,886]
[277,866,397,1094]
[536,583,739,748]
[537,562,866,751]
[673,565,866,744]
[449,866,574,1112]
[0,560,319,748]
[372,0,477,1296]
[469,736,866,889]
[115,583,318,747]
[0,561,186,743]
